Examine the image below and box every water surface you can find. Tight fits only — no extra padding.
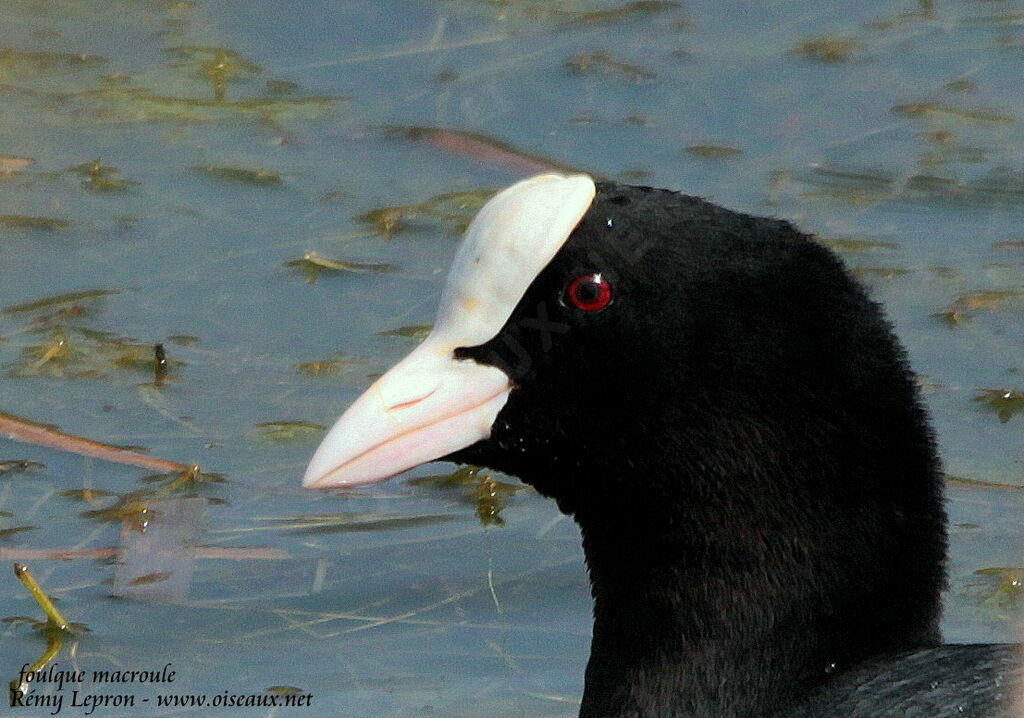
[1,0,1022,715]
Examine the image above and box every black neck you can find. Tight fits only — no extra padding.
[570,455,943,718]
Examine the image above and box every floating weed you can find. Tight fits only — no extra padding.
[684,144,742,160]
[963,12,1024,26]
[893,103,1015,124]
[127,571,171,586]
[286,252,400,283]
[58,488,115,502]
[973,567,1024,608]
[954,289,1023,312]
[166,46,262,101]
[789,163,1024,208]
[8,327,183,379]
[3,288,120,315]
[817,237,898,254]
[947,475,1024,491]
[139,466,225,494]
[0,155,35,176]
[558,0,681,28]
[111,341,185,374]
[153,343,169,385]
[918,130,955,146]
[357,189,496,239]
[473,473,526,527]
[852,267,911,281]
[792,36,864,63]
[67,158,137,193]
[262,512,457,535]
[167,334,200,346]
[318,189,350,202]
[82,495,160,532]
[564,51,655,83]
[984,263,1024,284]
[972,389,1024,423]
[13,330,79,377]
[0,214,69,231]
[266,79,299,95]
[799,164,895,193]
[864,8,932,31]
[49,86,337,124]
[944,78,977,93]
[296,354,355,377]
[928,266,961,280]
[932,289,1024,327]
[0,526,38,538]
[377,325,432,341]
[357,206,412,241]
[267,686,305,696]
[618,169,652,181]
[903,174,958,193]
[406,465,483,489]
[166,44,260,68]
[622,114,655,126]
[252,421,326,443]
[0,461,44,475]
[916,376,948,395]
[994,240,1024,251]
[932,308,969,327]
[407,466,527,527]
[0,49,107,79]
[193,164,283,186]
[417,189,496,230]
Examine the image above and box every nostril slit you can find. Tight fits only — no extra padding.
[388,388,436,412]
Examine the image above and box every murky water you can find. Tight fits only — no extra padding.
[1,0,1022,715]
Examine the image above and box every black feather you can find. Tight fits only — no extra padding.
[449,182,1019,717]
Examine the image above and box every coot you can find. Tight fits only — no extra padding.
[304,174,1021,717]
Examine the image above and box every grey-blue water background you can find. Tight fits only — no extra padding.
[1,0,1022,715]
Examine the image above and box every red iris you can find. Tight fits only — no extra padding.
[566,273,613,312]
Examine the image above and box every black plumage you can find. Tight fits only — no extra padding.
[443,182,1020,717]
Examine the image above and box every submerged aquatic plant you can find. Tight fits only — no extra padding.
[68,158,137,193]
[356,188,497,239]
[564,50,656,83]
[972,389,1024,423]
[0,460,44,476]
[295,353,356,377]
[259,512,457,535]
[792,36,864,63]
[3,288,121,315]
[816,237,899,254]
[193,164,283,186]
[407,466,528,527]
[252,421,326,443]
[0,155,35,176]
[0,214,69,231]
[684,144,742,160]
[377,325,433,341]
[971,567,1024,609]
[286,253,400,283]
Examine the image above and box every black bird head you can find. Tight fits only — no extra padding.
[304,174,947,715]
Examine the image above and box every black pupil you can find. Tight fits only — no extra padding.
[575,278,601,303]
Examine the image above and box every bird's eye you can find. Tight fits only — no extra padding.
[565,273,613,312]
